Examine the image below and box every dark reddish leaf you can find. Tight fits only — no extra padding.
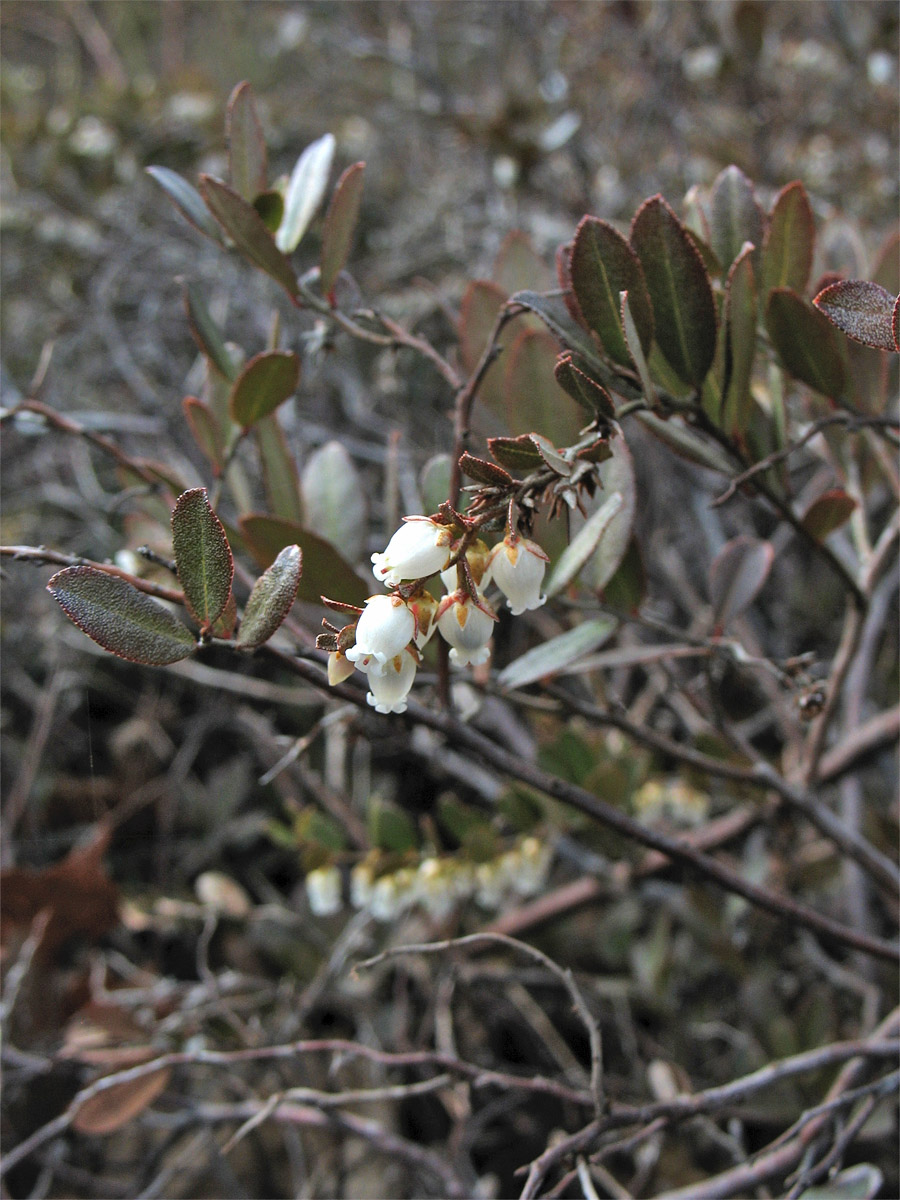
[182,397,225,475]
[229,350,300,429]
[813,280,899,352]
[709,165,765,273]
[226,81,267,201]
[144,166,224,244]
[487,434,544,472]
[554,354,616,417]
[493,230,553,295]
[48,567,196,665]
[256,413,304,523]
[72,1061,172,1135]
[722,244,758,436]
[459,452,513,487]
[556,241,584,325]
[320,162,365,299]
[171,488,234,629]
[503,328,581,445]
[894,296,900,353]
[182,281,237,381]
[507,289,607,373]
[570,216,653,366]
[238,514,369,607]
[762,181,814,296]
[709,536,774,632]
[800,489,857,540]
[199,175,299,300]
[630,195,717,386]
[237,544,303,648]
[766,288,847,400]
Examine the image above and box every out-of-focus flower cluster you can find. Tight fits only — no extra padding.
[305,836,552,920]
[323,517,549,714]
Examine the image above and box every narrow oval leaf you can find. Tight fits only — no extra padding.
[171,488,234,628]
[300,441,367,564]
[581,433,637,591]
[497,616,617,691]
[813,280,899,352]
[237,544,303,648]
[199,175,299,300]
[631,195,718,386]
[230,350,300,429]
[145,166,224,244]
[570,216,653,366]
[420,453,453,515]
[256,413,303,524]
[762,181,814,296]
[800,488,857,540]
[253,189,285,232]
[183,282,237,381]
[211,590,237,639]
[765,288,847,400]
[599,535,646,612]
[621,290,657,405]
[48,567,195,665]
[709,536,774,631]
[504,328,581,445]
[529,433,571,475]
[722,244,758,436]
[546,491,624,597]
[487,434,544,472]
[320,161,365,299]
[459,278,510,419]
[182,396,225,475]
[635,411,735,474]
[275,133,336,253]
[554,354,616,417]
[494,230,554,295]
[239,514,368,607]
[508,290,608,375]
[459,452,513,487]
[73,1064,171,1135]
[556,240,584,325]
[709,165,765,273]
[226,81,267,201]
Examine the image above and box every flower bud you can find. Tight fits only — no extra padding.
[346,593,415,665]
[436,591,496,666]
[327,650,356,686]
[372,517,454,586]
[488,533,549,615]
[305,865,343,916]
[364,648,418,714]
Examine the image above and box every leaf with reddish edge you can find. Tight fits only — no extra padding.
[554,353,616,417]
[183,397,225,476]
[503,328,582,446]
[508,290,608,375]
[488,434,544,472]
[571,215,653,366]
[199,175,299,300]
[529,433,571,476]
[709,537,774,633]
[144,166,224,245]
[459,452,513,487]
[226,81,267,202]
[621,291,657,406]
[171,488,234,629]
[894,296,900,353]
[237,544,303,648]
[229,350,300,429]
[709,165,765,274]
[766,288,847,401]
[73,1061,172,1135]
[48,567,195,665]
[183,281,237,382]
[211,591,237,640]
[813,280,899,352]
[276,133,336,254]
[320,162,365,300]
[300,441,367,563]
[801,489,857,540]
[239,514,369,607]
[256,413,303,524]
[630,195,718,387]
[722,243,758,437]
[762,181,814,297]
[494,230,553,295]
[556,241,583,325]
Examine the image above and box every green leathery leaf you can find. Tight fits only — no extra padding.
[497,616,617,691]
[255,413,303,523]
[211,591,237,640]
[554,354,616,417]
[48,567,195,665]
[183,282,238,381]
[765,288,847,400]
[599,535,646,612]
[722,243,758,436]
[171,488,234,628]
[182,396,225,475]
[368,798,417,853]
[630,195,718,387]
[237,544,303,648]
[226,82,267,202]
[252,189,284,232]
[813,280,899,352]
[494,230,554,294]
[487,434,544,472]
[709,165,765,274]
[546,491,624,597]
[508,289,608,374]
[145,166,224,244]
[621,291,658,406]
[199,175,299,300]
[570,215,653,366]
[320,161,365,299]
[275,133,336,254]
[800,488,857,540]
[580,433,637,592]
[762,181,814,297]
[229,350,300,429]
[300,441,367,564]
[503,328,581,446]
[635,411,735,474]
[238,514,369,607]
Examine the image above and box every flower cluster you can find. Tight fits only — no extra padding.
[320,516,549,714]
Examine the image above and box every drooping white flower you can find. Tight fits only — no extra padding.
[488,533,549,615]
[372,517,454,586]
[364,648,418,714]
[436,591,496,667]
[346,594,416,665]
[305,865,343,916]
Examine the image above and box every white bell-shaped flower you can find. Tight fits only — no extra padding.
[372,517,453,586]
[436,591,496,666]
[364,648,418,714]
[488,533,549,615]
[346,593,415,665]
[305,865,343,916]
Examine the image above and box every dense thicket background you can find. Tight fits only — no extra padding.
[2,3,898,1198]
